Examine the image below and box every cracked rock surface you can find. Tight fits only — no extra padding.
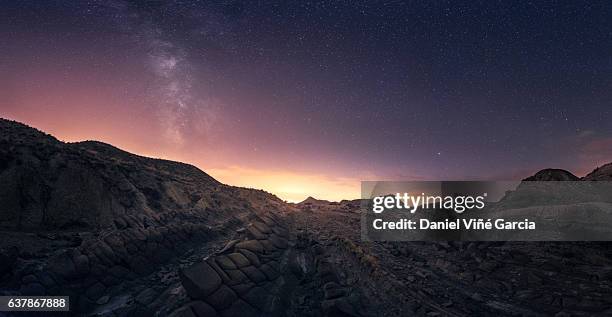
[2,119,612,316]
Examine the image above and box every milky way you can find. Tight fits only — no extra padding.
[1,1,612,201]
[101,0,221,147]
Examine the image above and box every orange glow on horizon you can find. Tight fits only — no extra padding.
[207,165,361,202]
[2,113,359,202]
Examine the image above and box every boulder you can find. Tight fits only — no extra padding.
[237,249,261,267]
[252,221,271,234]
[242,286,275,312]
[206,258,231,282]
[240,266,267,284]
[235,240,264,254]
[227,253,250,268]
[180,262,222,299]
[230,282,255,295]
[216,255,237,270]
[225,269,250,285]
[205,285,237,311]
[259,240,277,253]
[247,226,267,240]
[259,216,277,228]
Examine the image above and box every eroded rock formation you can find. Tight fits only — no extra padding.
[1,119,612,316]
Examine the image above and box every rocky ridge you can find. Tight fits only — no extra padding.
[522,169,580,181]
[1,119,612,316]
[583,162,612,181]
[0,118,288,315]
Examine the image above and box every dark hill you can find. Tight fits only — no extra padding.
[522,168,579,181]
[0,118,284,231]
[583,162,612,181]
[0,118,289,315]
[298,196,330,205]
[2,118,612,316]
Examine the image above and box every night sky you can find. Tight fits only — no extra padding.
[2,1,612,201]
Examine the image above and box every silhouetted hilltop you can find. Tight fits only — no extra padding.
[522,168,579,181]
[0,118,290,315]
[0,118,284,231]
[1,118,612,315]
[583,162,612,181]
[299,196,330,205]
[521,164,612,182]
[295,196,364,214]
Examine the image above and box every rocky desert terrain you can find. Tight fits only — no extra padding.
[1,118,612,316]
